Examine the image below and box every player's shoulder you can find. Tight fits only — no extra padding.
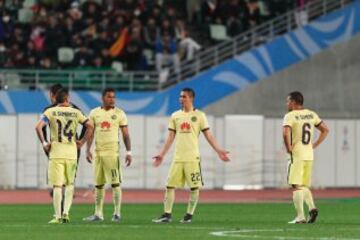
[90,106,101,114]
[304,108,319,115]
[69,102,84,112]
[284,110,296,119]
[42,103,57,113]
[171,109,183,118]
[114,106,126,115]
[194,109,206,116]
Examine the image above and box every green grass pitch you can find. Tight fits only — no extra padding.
[0,200,359,240]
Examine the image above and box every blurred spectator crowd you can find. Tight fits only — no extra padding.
[0,0,301,72]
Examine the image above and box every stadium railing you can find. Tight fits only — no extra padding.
[0,69,160,91]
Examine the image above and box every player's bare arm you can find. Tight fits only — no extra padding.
[313,122,329,149]
[35,120,51,154]
[77,120,94,149]
[120,126,132,167]
[202,129,230,162]
[153,130,176,167]
[282,126,292,153]
[86,126,95,163]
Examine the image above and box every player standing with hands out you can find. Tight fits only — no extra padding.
[283,91,329,224]
[152,87,230,223]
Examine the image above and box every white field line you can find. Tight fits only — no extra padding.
[209,229,360,240]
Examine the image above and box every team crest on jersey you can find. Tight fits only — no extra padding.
[295,116,299,120]
[180,122,191,132]
[101,121,111,129]
[52,112,56,116]
[191,116,197,122]
[111,115,117,120]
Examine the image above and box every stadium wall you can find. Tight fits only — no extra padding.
[204,29,360,118]
[0,114,359,189]
[0,1,360,115]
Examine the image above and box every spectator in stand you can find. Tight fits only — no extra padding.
[186,0,202,24]
[40,56,55,69]
[68,1,84,33]
[247,0,262,27]
[149,4,163,26]
[82,1,102,24]
[122,25,147,71]
[100,48,112,67]
[45,16,65,57]
[160,18,175,38]
[73,45,91,68]
[0,41,6,66]
[178,30,201,62]
[143,16,160,50]
[295,0,310,27]
[27,56,39,69]
[225,0,249,37]
[90,30,112,56]
[155,33,180,74]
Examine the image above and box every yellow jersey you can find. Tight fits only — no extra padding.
[283,109,322,161]
[89,107,128,157]
[43,106,88,160]
[169,109,209,162]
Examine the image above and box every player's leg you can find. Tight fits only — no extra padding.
[152,162,184,223]
[287,159,306,224]
[62,159,78,223]
[181,162,203,223]
[83,156,105,221]
[111,183,122,222]
[48,158,65,223]
[302,160,318,223]
[105,156,122,222]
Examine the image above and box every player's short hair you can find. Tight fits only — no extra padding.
[181,87,195,98]
[288,91,304,105]
[102,87,116,97]
[56,88,69,103]
[49,83,63,96]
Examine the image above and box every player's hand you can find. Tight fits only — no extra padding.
[286,145,293,153]
[86,150,93,163]
[152,155,163,167]
[43,142,51,154]
[218,149,230,162]
[125,154,132,167]
[76,140,85,149]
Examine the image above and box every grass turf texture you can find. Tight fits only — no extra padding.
[0,200,359,240]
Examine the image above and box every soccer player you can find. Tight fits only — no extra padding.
[35,88,93,224]
[83,87,132,222]
[42,84,87,213]
[152,87,230,223]
[283,91,329,224]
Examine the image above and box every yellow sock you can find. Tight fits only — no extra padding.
[187,189,199,215]
[293,189,305,220]
[95,187,105,217]
[63,185,74,215]
[53,187,62,219]
[303,187,316,210]
[164,188,175,214]
[112,186,122,216]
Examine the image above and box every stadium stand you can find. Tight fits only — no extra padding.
[0,0,301,71]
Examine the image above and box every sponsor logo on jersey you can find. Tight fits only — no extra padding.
[180,122,191,132]
[101,121,111,129]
